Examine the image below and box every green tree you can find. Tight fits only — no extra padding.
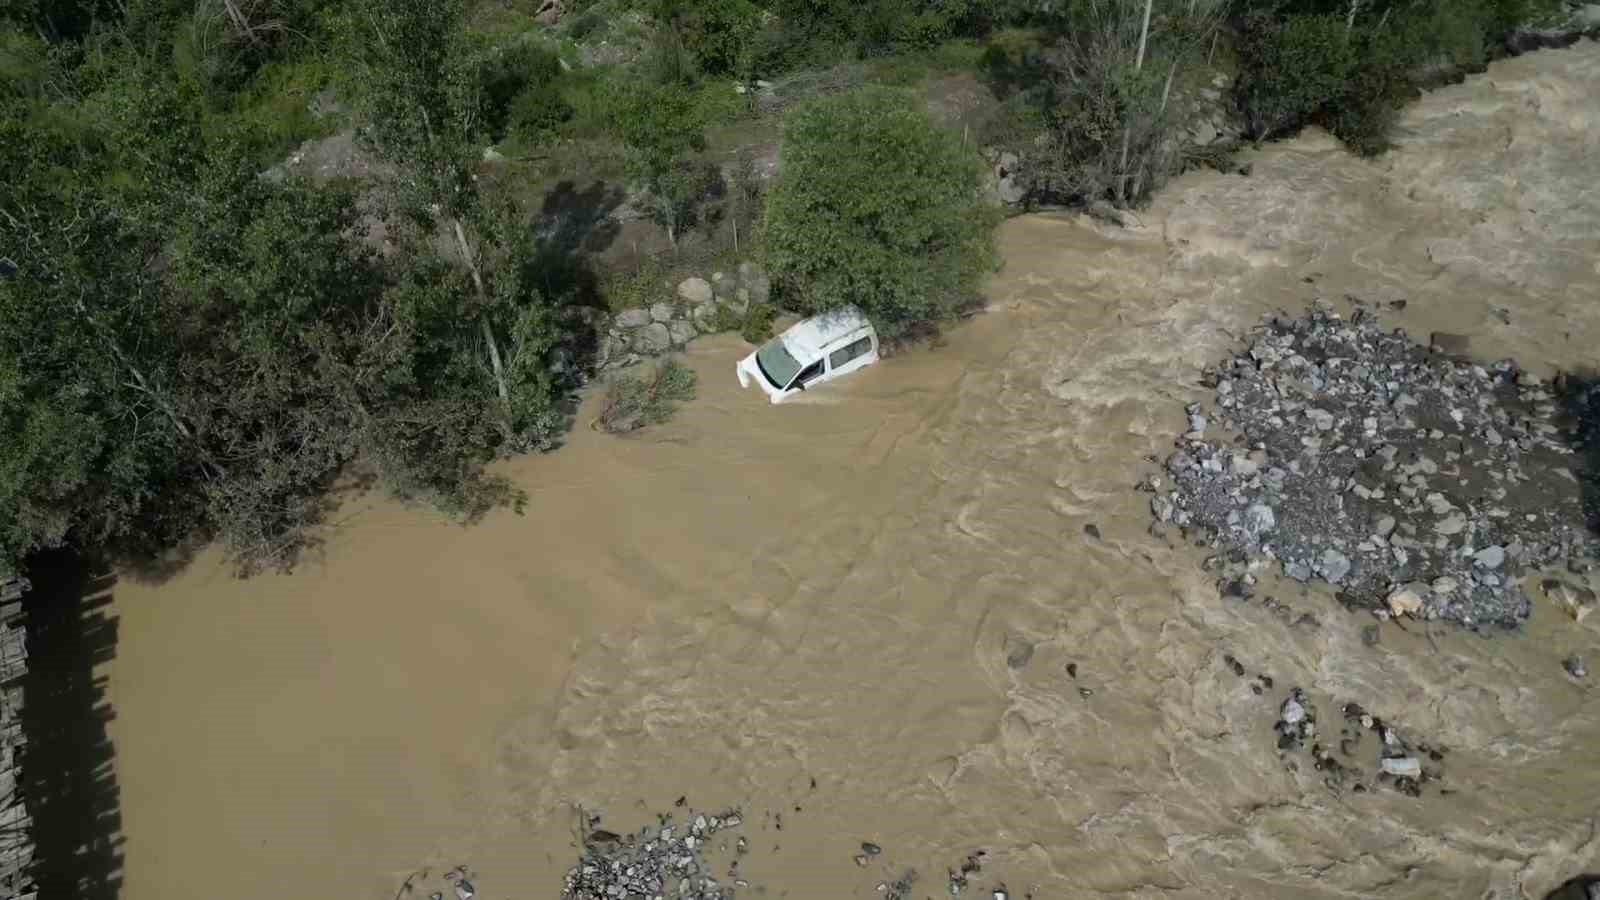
[662,0,763,77]
[614,80,708,248]
[0,39,197,564]
[764,85,998,337]
[159,158,388,569]
[1,9,567,573]
[343,0,569,448]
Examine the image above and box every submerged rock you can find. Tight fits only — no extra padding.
[1542,579,1597,623]
[1379,756,1422,778]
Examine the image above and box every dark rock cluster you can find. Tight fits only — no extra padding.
[561,808,749,900]
[1223,648,1451,800]
[1147,302,1600,627]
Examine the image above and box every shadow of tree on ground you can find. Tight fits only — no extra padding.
[528,179,626,310]
[21,549,122,900]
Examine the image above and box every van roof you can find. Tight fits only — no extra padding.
[780,306,872,360]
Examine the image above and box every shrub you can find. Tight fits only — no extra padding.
[597,357,697,433]
[677,0,763,76]
[602,260,667,313]
[764,85,997,337]
[481,41,565,140]
[1232,13,1355,140]
[738,302,776,343]
[507,80,573,144]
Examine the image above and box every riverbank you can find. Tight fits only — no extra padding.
[100,40,1600,900]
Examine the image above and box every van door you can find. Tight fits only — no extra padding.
[791,359,825,390]
[825,332,876,378]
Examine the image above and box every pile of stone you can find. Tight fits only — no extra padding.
[1146,302,1600,628]
[1262,676,1448,799]
[597,263,773,371]
[561,808,750,900]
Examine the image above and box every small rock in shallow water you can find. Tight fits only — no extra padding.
[1565,655,1588,679]
[1542,579,1596,623]
[1387,582,1430,618]
[862,842,882,856]
[1084,523,1102,540]
[1005,636,1035,670]
[1380,756,1422,778]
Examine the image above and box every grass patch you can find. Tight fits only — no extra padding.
[208,55,339,167]
[867,38,986,85]
[600,259,672,313]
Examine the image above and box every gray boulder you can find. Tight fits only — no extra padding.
[650,302,675,323]
[633,322,672,353]
[997,175,1025,205]
[668,319,696,346]
[677,277,713,306]
[615,308,652,328]
[1318,548,1352,584]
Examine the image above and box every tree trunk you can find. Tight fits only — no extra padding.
[222,0,265,47]
[450,218,511,413]
[1119,0,1156,206]
[1134,0,1153,72]
[1159,59,1177,117]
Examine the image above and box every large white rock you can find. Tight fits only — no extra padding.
[677,277,713,306]
[1387,582,1430,617]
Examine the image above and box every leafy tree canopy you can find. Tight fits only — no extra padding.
[764,85,998,337]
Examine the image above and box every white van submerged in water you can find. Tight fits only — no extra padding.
[736,307,879,403]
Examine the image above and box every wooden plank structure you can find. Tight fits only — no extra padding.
[0,565,33,900]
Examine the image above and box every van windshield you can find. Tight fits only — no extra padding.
[754,338,803,389]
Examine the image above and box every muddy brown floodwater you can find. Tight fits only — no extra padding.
[104,44,1600,900]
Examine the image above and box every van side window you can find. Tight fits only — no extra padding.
[794,360,824,386]
[828,335,873,369]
